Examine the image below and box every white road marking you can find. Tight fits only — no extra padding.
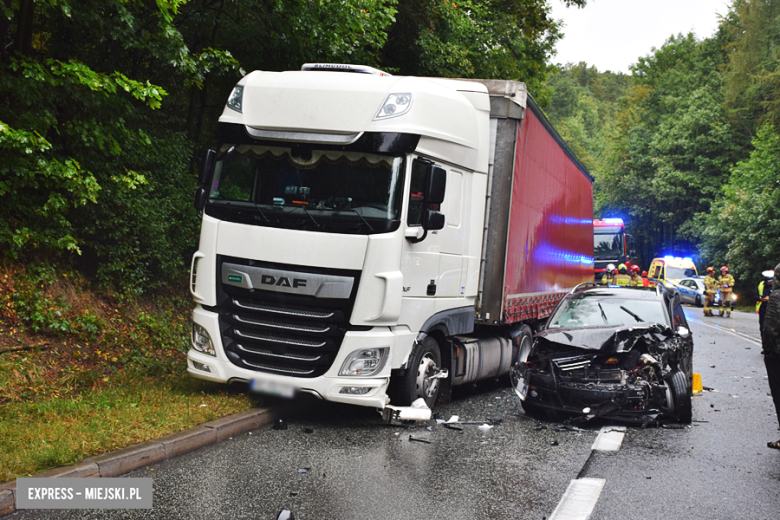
[549,478,606,520]
[591,425,626,451]
[685,316,762,346]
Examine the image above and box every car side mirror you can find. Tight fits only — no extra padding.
[677,326,690,338]
[199,149,216,186]
[425,165,446,204]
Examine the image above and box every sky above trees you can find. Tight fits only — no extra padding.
[551,0,731,73]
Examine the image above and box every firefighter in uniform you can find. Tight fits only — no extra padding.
[614,264,632,286]
[704,266,719,316]
[719,266,736,317]
[641,270,650,287]
[630,265,643,286]
[601,263,616,285]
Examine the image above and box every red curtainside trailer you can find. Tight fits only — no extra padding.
[474,84,594,326]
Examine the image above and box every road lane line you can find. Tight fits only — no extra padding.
[549,478,606,520]
[686,316,761,346]
[591,425,626,451]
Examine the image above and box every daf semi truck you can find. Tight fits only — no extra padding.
[187,64,594,415]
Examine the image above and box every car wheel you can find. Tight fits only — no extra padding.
[695,294,703,307]
[668,370,692,423]
[393,336,443,408]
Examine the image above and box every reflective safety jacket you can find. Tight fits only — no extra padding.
[614,274,631,287]
[630,274,642,287]
[601,273,614,285]
[704,274,719,295]
[720,274,735,294]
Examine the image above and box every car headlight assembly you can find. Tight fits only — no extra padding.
[339,348,388,376]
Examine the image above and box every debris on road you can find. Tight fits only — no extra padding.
[277,509,295,520]
[273,419,288,431]
[409,435,432,444]
[382,398,432,424]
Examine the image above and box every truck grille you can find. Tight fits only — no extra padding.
[213,257,360,378]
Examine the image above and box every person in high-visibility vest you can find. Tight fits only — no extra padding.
[704,266,719,317]
[601,263,616,285]
[614,264,632,286]
[629,265,643,286]
[758,270,774,332]
[719,266,736,317]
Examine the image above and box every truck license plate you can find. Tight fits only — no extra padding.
[250,379,295,399]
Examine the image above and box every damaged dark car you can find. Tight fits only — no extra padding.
[511,284,694,424]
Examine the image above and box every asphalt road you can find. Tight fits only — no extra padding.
[12,309,780,520]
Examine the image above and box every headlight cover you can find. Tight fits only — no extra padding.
[374,93,412,120]
[191,322,216,356]
[227,84,244,113]
[339,348,388,376]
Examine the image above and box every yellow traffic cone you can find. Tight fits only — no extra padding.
[692,373,703,394]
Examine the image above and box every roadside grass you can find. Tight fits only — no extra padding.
[0,262,258,483]
[0,373,256,482]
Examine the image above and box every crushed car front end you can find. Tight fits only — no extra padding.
[511,287,694,424]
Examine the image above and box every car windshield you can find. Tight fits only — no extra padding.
[593,227,624,260]
[547,293,668,329]
[205,144,404,234]
[666,266,697,280]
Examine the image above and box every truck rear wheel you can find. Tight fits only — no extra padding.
[393,336,443,408]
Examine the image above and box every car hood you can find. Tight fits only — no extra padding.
[535,323,673,353]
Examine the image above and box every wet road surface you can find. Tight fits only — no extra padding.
[12,310,780,520]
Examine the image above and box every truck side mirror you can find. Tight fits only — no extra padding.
[199,149,216,186]
[423,210,445,231]
[194,187,208,211]
[426,165,447,204]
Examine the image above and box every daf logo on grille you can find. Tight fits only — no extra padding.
[261,275,307,288]
[222,262,354,299]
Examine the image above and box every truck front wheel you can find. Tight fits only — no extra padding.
[393,336,443,408]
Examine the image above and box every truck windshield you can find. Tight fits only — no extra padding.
[205,144,404,234]
[594,227,624,260]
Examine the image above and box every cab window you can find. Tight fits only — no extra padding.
[407,159,428,226]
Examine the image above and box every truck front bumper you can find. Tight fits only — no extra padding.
[187,306,397,409]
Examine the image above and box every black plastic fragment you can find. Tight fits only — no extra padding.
[273,419,288,431]
[662,423,685,429]
[551,440,559,446]
[301,428,314,434]
[409,435,432,444]
[534,423,547,431]
[443,423,463,431]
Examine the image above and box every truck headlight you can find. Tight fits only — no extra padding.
[339,348,388,376]
[374,93,412,120]
[227,84,244,113]
[191,322,216,356]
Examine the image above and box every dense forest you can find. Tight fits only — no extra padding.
[545,0,780,290]
[1,0,778,297]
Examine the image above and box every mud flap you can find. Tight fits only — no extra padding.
[381,397,432,424]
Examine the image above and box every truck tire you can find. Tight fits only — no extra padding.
[514,325,533,365]
[393,336,443,408]
[668,370,692,424]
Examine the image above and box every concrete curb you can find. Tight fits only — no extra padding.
[0,406,276,517]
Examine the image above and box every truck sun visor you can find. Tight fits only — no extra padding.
[374,93,412,120]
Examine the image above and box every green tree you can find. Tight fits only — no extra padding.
[382,0,587,102]
[699,124,780,285]
[596,33,741,266]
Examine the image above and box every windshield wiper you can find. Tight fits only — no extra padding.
[337,209,374,232]
[619,305,643,322]
[598,303,608,324]
[292,205,321,229]
[252,201,271,223]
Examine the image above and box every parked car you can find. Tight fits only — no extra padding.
[676,277,705,307]
[511,284,694,424]
[712,288,738,308]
